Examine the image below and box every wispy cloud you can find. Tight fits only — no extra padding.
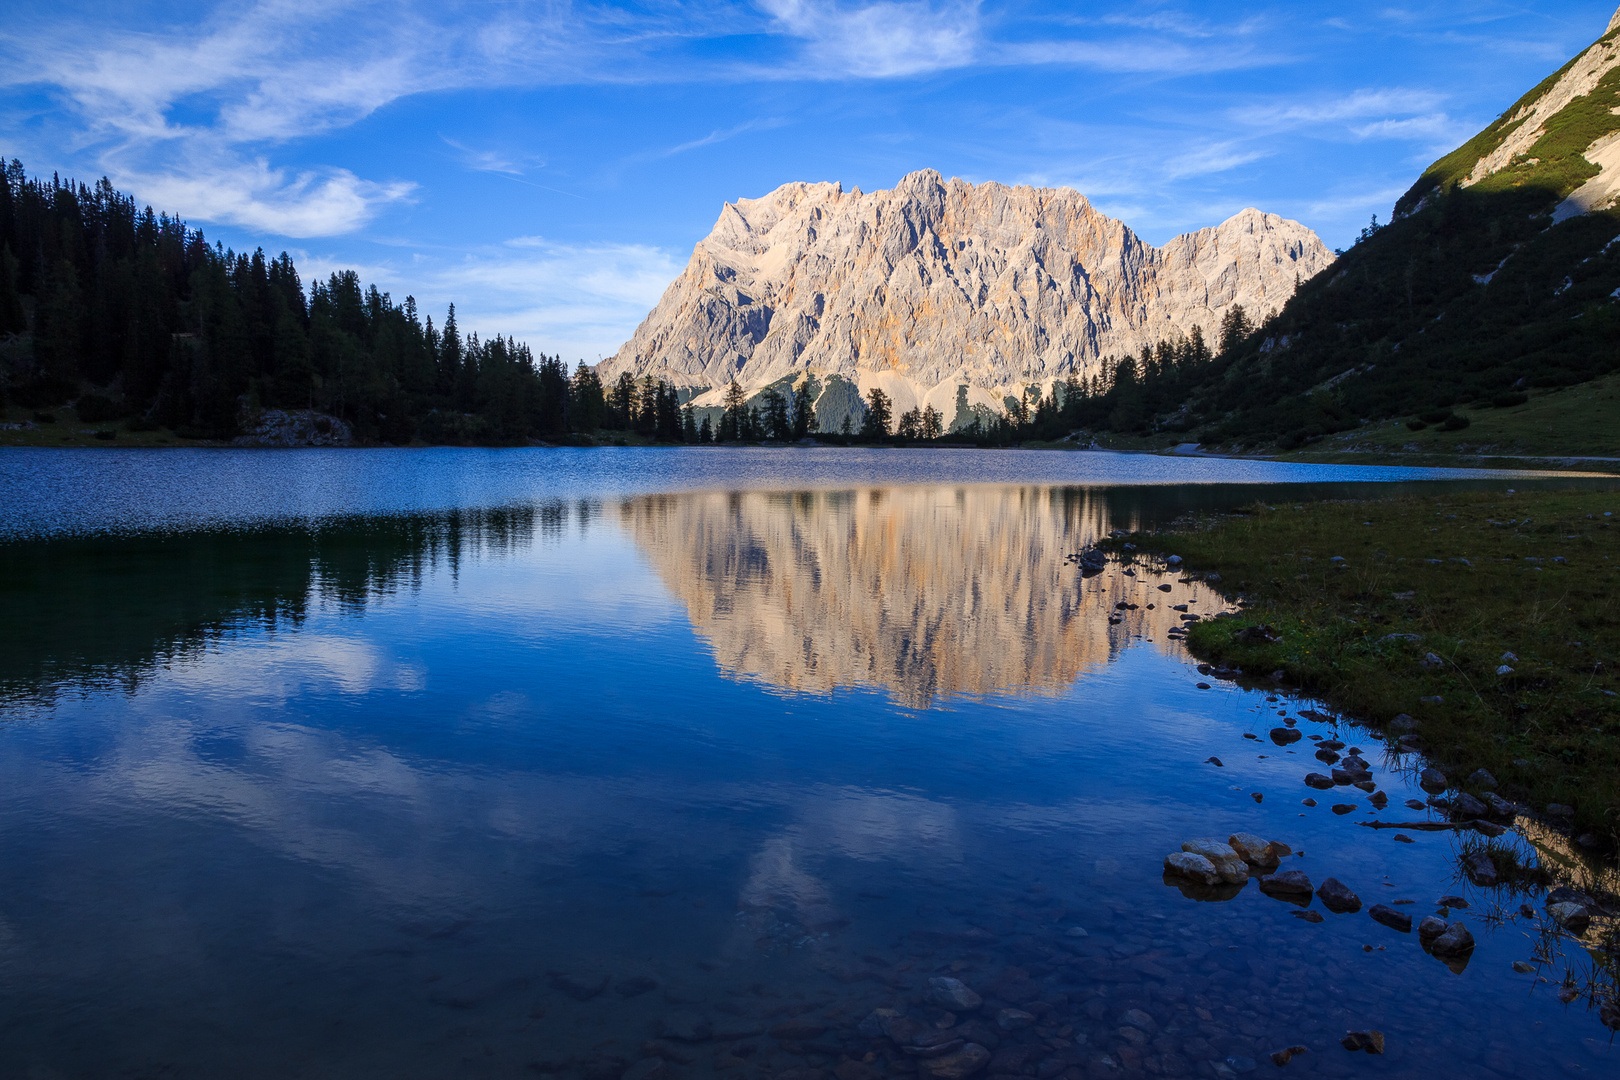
[1162,141,1270,180]
[1232,87,1448,129]
[662,118,788,157]
[758,0,981,78]
[441,136,541,177]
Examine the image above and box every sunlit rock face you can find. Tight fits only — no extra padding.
[600,170,1332,427]
[619,487,1225,706]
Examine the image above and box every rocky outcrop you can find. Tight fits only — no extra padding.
[230,409,352,447]
[600,171,1331,427]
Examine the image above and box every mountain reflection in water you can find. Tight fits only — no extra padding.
[1,485,1249,709]
[622,487,1224,706]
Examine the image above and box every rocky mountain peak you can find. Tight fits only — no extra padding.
[601,171,1332,426]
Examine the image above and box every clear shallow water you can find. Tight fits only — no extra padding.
[0,450,1616,1080]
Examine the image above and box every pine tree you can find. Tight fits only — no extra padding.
[860,387,892,439]
[791,374,817,438]
[722,379,747,441]
[572,362,607,430]
[610,372,636,429]
[761,386,791,440]
[921,403,943,440]
[1218,305,1253,357]
[440,304,463,400]
[896,407,921,439]
[0,245,25,333]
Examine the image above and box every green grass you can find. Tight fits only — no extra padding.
[1285,375,1620,461]
[1112,489,1620,850]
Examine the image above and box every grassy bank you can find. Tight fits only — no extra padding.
[1114,489,1620,851]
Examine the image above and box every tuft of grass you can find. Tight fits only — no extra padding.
[1115,489,1620,850]
[1458,835,1552,890]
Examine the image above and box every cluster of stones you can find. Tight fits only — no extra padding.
[1164,834,1479,971]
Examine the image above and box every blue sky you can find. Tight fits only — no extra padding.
[2,1,1616,361]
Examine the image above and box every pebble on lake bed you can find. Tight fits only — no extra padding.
[928,976,982,1012]
[1316,878,1362,913]
[1369,904,1412,932]
[1258,870,1314,899]
[1429,921,1476,960]
[1270,1045,1309,1066]
[917,1044,991,1079]
[1341,1031,1385,1054]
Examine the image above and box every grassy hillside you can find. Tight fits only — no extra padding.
[1396,25,1620,214]
[1083,20,1620,456]
[1296,376,1620,460]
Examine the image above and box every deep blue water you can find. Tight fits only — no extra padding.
[0,448,1615,1080]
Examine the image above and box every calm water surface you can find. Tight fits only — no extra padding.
[1,449,1616,1080]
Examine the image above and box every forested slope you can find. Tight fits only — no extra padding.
[0,161,600,444]
[1052,16,1620,450]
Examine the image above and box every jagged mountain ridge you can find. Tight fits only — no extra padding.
[601,170,1332,425]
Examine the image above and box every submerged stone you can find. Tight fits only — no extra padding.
[1316,877,1362,913]
[1341,1031,1385,1054]
[928,976,982,1012]
[1369,905,1412,932]
[917,1043,991,1079]
[1258,871,1314,898]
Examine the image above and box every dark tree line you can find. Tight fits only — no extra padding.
[0,160,610,444]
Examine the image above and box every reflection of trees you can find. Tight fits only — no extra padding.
[0,507,555,708]
[620,486,1216,707]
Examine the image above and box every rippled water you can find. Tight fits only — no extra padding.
[0,449,1615,1080]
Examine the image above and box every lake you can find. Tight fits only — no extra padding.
[0,448,1615,1080]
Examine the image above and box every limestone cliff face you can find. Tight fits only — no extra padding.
[617,487,1228,708]
[600,170,1332,422]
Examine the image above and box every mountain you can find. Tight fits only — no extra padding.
[1145,6,1620,449]
[601,170,1332,429]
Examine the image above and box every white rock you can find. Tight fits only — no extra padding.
[1181,838,1250,883]
[1227,832,1284,869]
[1164,851,1221,885]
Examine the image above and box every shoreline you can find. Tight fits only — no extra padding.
[1102,488,1620,856]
